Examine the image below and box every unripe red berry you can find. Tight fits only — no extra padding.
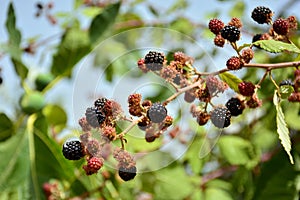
[238,81,255,96]
[83,157,103,175]
[273,18,289,35]
[208,19,225,35]
[228,17,242,28]
[226,56,242,70]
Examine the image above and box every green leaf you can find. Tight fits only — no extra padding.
[219,72,243,93]
[51,27,91,76]
[218,136,259,168]
[5,3,21,47]
[5,3,28,80]
[273,90,294,164]
[253,150,298,200]
[279,85,294,99]
[0,133,30,192]
[89,2,121,45]
[0,113,14,141]
[166,0,188,14]
[253,40,300,54]
[154,165,193,200]
[42,104,67,133]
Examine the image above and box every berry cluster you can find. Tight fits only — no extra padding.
[61,6,300,184]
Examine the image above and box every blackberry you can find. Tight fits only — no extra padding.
[238,81,255,96]
[118,166,137,181]
[147,103,167,123]
[273,18,289,35]
[85,107,105,128]
[225,97,244,116]
[279,79,294,86]
[62,140,84,160]
[0,76,2,85]
[220,25,240,42]
[208,19,224,35]
[144,51,164,71]
[210,107,231,128]
[251,6,273,24]
[226,56,242,70]
[252,34,262,43]
[94,97,107,109]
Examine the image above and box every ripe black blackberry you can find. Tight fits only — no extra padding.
[118,166,137,181]
[279,79,294,86]
[144,51,164,71]
[94,97,107,109]
[220,25,240,42]
[251,6,273,24]
[252,34,262,43]
[225,97,244,116]
[85,107,105,128]
[147,103,167,123]
[62,140,85,160]
[273,18,289,35]
[208,19,224,35]
[210,107,231,128]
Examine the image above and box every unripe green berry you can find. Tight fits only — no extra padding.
[20,92,46,114]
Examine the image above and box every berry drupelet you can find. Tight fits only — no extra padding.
[251,6,273,24]
[221,25,240,42]
[62,140,85,160]
[147,103,167,123]
[210,107,231,128]
[144,51,164,71]
[225,97,244,116]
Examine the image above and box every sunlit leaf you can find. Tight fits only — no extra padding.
[279,85,294,99]
[253,40,300,54]
[273,90,294,164]
[42,104,67,133]
[219,72,243,93]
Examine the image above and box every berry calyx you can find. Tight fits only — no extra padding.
[118,166,137,181]
[62,140,85,160]
[226,56,242,70]
[273,18,289,35]
[251,6,273,24]
[208,19,224,35]
[241,48,254,64]
[238,81,255,96]
[210,106,231,128]
[220,25,240,42]
[225,97,244,116]
[147,103,167,123]
[144,51,164,71]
